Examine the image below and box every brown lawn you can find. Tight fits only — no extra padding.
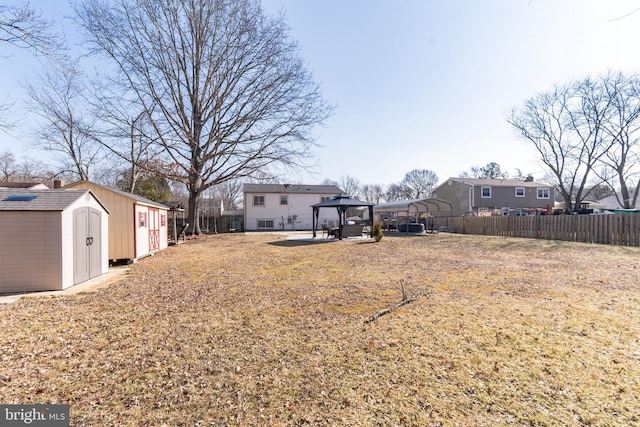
[0,233,639,426]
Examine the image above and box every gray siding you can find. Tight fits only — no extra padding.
[434,178,554,215]
[0,211,63,293]
[432,182,471,215]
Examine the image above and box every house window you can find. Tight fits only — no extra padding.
[253,195,265,206]
[515,187,525,197]
[139,211,146,227]
[257,219,274,229]
[320,196,331,202]
[280,195,288,205]
[537,188,550,199]
[481,187,492,198]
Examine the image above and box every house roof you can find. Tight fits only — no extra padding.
[597,194,637,210]
[65,180,169,209]
[0,189,107,212]
[244,183,343,194]
[0,182,48,189]
[445,178,552,187]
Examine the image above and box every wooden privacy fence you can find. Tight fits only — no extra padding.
[431,214,640,246]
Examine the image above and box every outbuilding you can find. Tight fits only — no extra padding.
[0,189,109,293]
[64,181,169,263]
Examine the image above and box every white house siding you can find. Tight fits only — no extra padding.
[61,194,109,289]
[0,211,63,293]
[244,192,340,231]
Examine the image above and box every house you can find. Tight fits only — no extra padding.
[0,188,109,293]
[432,177,555,216]
[597,194,638,211]
[64,181,169,263]
[244,183,343,231]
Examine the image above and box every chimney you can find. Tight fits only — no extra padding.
[53,179,64,189]
[524,175,534,182]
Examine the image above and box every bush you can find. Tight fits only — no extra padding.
[372,222,383,242]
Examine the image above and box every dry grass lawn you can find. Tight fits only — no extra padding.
[1,233,639,426]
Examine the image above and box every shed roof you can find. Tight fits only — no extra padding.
[66,180,169,209]
[244,183,343,194]
[0,189,108,212]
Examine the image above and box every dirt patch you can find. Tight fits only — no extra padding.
[0,233,638,425]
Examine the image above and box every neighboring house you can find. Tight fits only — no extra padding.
[0,182,49,190]
[0,188,109,293]
[432,177,555,216]
[244,184,343,231]
[597,194,638,211]
[64,181,169,263]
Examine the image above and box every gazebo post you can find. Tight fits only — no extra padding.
[312,207,318,238]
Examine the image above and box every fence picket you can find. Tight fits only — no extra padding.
[432,214,640,246]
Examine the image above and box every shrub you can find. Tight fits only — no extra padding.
[372,221,383,242]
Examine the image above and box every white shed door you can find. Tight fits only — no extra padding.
[74,207,102,285]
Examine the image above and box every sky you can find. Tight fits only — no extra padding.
[2,0,640,187]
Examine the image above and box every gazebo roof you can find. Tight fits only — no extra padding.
[311,193,373,208]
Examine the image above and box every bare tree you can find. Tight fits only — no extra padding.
[400,169,438,199]
[0,2,62,57]
[0,149,60,184]
[361,183,385,205]
[89,80,167,193]
[0,150,15,181]
[74,0,332,234]
[385,183,408,202]
[0,3,65,130]
[24,60,106,181]
[507,76,617,212]
[338,175,361,199]
[211,179,244,210]
[593,72,640,208]
[462,162,509,179]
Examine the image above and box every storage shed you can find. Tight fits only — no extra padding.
[0,189,109,293]
[64,181,169,263]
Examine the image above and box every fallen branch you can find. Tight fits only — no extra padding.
[364,280,433,324]
[364,296,418,324]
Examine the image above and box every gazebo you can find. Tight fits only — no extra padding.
[311,194,374,240]
[374,197,453,233]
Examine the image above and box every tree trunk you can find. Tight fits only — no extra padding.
[187,188,201,235]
